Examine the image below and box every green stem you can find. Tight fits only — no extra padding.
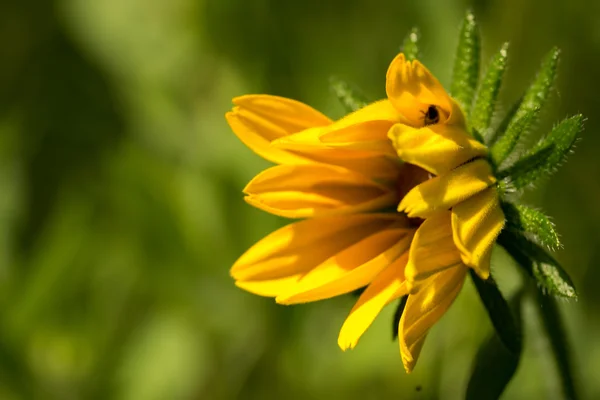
[535,289,579,400]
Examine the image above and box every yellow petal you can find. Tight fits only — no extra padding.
[276,228,412,304]
[226,95,331,164]
[226,111,304,164]
[326,156,402,183]
[228,104,399,180]
[318,119,397,155]
[268,126,325,150]
[388,123,487,175]
[385,53,453,127]
[452,187,505,279]
[233,95,332,132]
[244,164,398,218]
[398,159,496,219]
[271,137,403,182]
[263,100,403,181]
[232,214,406,296]
[337,250,411,350]
[335,99,405,126]
[272,100,402,152]
[446,97,468,127]
[405,211,463,289]
[399,265,467,372]
[235,276,303,298]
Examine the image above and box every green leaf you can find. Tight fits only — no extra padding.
[391,294,408,340]
[488,96,522,145]
[491,107,540,166]
[466,290,523,400]
[536,289,579,400]
[498,230,577,299]
[501,202,561,250]
[469,270,522,354]
[401,27,420,61]
[472,42,509,140]
[516,47,560,122]
[471,127,485,144]
[490,47,560,163]
[510,115,582,189]
[329,76,368,113]
[451,11,481,113]
[498,142,554,183]
[534,114,582,154]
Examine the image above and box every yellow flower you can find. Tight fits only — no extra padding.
[226,53,505,372]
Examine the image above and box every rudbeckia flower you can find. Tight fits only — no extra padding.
[226,53,505,372]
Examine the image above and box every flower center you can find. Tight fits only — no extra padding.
[396,163,432,226]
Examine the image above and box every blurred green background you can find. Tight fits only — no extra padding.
[0,0,599,398]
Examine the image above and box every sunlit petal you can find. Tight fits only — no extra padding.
[388,123,487,175]
[398,159,496,219]
[244,164,398,218]
[318,119,398,155]
[452,187,505,279]
[272,100,403,156]
[399,265,467,372]
[227,95,331,164]
[405,211,463,289]
[386,53,453,127]
[233,95,332,132]
[276,228,412,304]
[338,251,410,350]
[231,214,407,297]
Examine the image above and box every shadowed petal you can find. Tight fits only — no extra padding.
[399,265,468,372]
[452,187,505,279]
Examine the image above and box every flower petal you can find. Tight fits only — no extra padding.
[276,228,412,304]
[227,95,331,164]
[337,250,411,350]
[388,123,487,175]
[317,99,404,137]
[385,53,453,127]
[262,100,404,180]
[272,100,402,152]
[232,214,405,297]
[235,276,303,298]
[326,156,402,182]
[226,111,302,164]
[244,164,398,218]
[336,99,405,126]
[399,265,467,372]
[398,159,496,219]
[452,187,505,279]
[271,138,403,181]
[405,211,463,289]
[318,119,398,155]
[234,95,332,132]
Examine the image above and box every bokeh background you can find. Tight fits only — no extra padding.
[0,0,599,398]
